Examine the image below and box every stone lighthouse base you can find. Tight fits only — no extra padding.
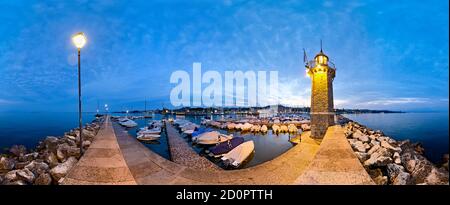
[310,113,335,138]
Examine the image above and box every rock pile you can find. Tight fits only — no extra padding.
[0,119,102,185]
[344,120,449,185]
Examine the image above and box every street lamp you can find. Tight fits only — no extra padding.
[72,32,87,155]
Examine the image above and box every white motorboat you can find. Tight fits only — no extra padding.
[119,118,138,128]
[221,140,255,168]
[240,123,253,131]
[181,123,199,132]
[192,131,233,145]
[136,133,161,141]
[138,127,161,135]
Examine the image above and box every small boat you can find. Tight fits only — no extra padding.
[240,123,253,131]
[138,127,161,135]
[227,123,236,130]
[119,118,138,128]
[136,133,161,141]
[221,141,255,168]
[272,124,280,133]
[301,123,311,131]
[148,121,163,127]
[207,137,245,157]
[192,131,233,145]
[250,125,261,133]
[181,123,199,132]
[219,123,227,129]
[209,121,221,128]
[260,125,268,133]
[280,125,288,133]
[201,119,211,125]
[192,127,214,137]
[288,124,298,133]
[183,129,195,135]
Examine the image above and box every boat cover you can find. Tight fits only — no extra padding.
[193,131,232,144]
[221,140,254,167]
[209,137,245,155]
[192,127,213,137]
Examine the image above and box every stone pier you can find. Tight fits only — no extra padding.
[295,125,375,185]
[165,123,221,171]
[62,116,136,185]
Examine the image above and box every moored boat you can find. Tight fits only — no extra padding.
[207,137,245,157]
[136,133,161,141]
[192,131,233,145]
[260,125,268,133]
[119,118,138,128]
[221,140,255,168]
[192,127,214,137]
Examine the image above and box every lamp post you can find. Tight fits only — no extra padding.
[72,32,87,155]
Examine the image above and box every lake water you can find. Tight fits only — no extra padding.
[343,112,449,163]
[0,112,95,151]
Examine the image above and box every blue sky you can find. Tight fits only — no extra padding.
[0,0,448,112]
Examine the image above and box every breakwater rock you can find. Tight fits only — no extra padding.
[344,120,449,185]
[0,118,102,185]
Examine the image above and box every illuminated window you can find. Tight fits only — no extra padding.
[316,55,328,65]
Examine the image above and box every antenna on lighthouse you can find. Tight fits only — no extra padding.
[320,39,323,52]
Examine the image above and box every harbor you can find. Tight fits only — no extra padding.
[63,115,372,184]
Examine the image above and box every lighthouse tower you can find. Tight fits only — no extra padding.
[305,47,336,138]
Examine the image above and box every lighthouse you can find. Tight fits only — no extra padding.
[305,46,336,138]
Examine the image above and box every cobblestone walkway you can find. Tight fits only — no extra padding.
[62,116,136,185]
[295,125,375,185]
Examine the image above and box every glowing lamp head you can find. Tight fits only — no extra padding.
[315,53,328,65]
[72,32,87,49]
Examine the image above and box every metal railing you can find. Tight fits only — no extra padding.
[306,60,336,70]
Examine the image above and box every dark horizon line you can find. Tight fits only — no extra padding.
[2,106,449,114]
